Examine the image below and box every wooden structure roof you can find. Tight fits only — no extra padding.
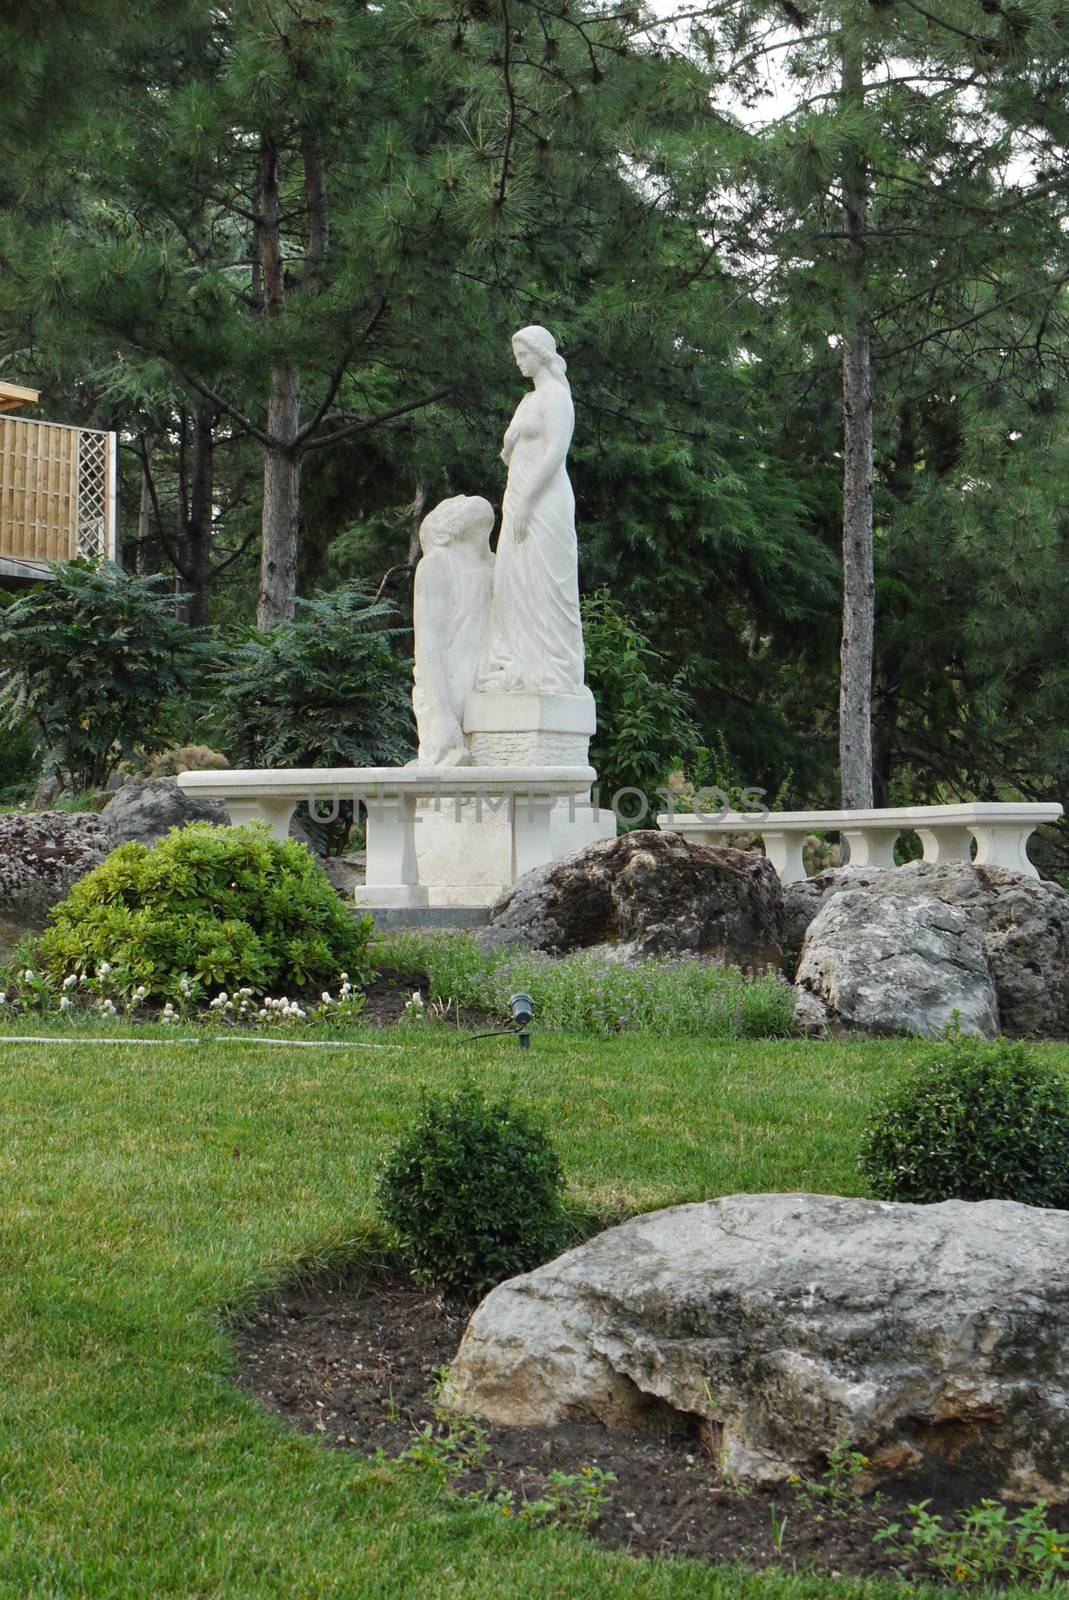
[0,382,40,414]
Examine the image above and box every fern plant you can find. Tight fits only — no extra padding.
[214,587,415,852]
[0,562,210,791]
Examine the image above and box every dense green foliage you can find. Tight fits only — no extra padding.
[376,931,796,1039]
[377,1081,568,1298]
[581,593,700,813]
[215,588,413,770]
[214,588,413,851]
[3,0,1069,849]
[0,717,38,803]
[39,823,374,1002]
[859,1037,1069,1208]
[0,564,209,791]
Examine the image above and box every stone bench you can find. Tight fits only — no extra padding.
[655,802,1063,883]
[177,766,604,908]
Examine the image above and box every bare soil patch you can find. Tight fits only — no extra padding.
[234,1273,1065,1581]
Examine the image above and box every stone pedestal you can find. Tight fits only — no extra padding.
[463,689,596,767]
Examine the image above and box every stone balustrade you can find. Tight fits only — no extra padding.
[656,802,1063,883]
[177,766,603,909]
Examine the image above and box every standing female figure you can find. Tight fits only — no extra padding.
[477,326,586,695]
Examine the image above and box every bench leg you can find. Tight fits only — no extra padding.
[511,792,556,882]
[969,824,1039,879]
[915,824,974,866]
[840,827,899,869]
[226,797,296,841]
[356,792,428,908]
[761,829,807,884]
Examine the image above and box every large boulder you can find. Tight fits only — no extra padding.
[446,1193,1069,1503]
[480,829,784,966]
[793,889,999,1037]
[100,777,229,846]
[786,861,1069,1037]
[0,810,116,958]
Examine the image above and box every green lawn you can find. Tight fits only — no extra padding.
[1,1023,1064,1599]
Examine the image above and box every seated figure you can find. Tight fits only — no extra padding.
[412,494,495,766]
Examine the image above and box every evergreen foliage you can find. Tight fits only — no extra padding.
[860,1037,1069,1208]
[0,563,210,792]
[377,1081,568,1299]
[581,592,700,810]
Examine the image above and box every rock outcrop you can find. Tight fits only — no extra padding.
[0,810,116,957]
[100,777,229,847]
[793,889,999,1037]
[480,829,784,967]
[447,1192,1069,1502]
[786,861,1069,1036]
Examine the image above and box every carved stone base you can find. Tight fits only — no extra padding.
[463,689,596,769]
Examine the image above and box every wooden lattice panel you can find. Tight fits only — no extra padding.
[0,418,113,567]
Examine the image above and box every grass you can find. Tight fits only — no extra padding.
[1,1019,1066,1599]
[375,931,796,1038]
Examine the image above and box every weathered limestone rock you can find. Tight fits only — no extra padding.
[793,889,999,1037]
[480,829,784,966]
[786,861,1069,1036]
[100,777,229,847]
[447,1193,1069,1502]
[0,811,115,956]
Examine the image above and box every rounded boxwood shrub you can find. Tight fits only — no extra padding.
[860,1037,1069,1209]
[38,822,373,1002]
[377,1082,568,1299]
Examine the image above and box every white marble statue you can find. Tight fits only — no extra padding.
[476,326,586,695]
[411,495,495,765]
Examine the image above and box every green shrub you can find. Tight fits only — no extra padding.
[859,1037,1069,1208]
[39,823,374,1003]
[377,1082,568,1299]
[0,561,211,791]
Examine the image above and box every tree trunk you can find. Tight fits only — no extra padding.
[256,134,301,629]
[135,433,159,576]
[838,34,875,810]
[181,403,215,628]
[259,369,301,628]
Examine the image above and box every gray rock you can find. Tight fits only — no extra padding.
[100,777,229,846]
[793,889,998,1037]
[446,1192,1069,1502]
[480,829,784,967]
[786,861,1069,1036]
[320,854,366,900]
[0,810,116,948]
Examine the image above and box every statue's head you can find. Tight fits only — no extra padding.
[512,325,568,384]
[418,494,494,559]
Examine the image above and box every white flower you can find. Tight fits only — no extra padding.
[62,974,78,991]
[321,992,333,1005]
[21,969,34,983]
[0,994,6,1005]
[97,962,111,977]
[59,996,73,1012]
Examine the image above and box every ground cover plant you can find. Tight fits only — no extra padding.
[375,931,796,1039]
[35,822,374,1003]
[1,1020,1066,1597]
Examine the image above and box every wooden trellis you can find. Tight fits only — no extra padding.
[0,411,118,576]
